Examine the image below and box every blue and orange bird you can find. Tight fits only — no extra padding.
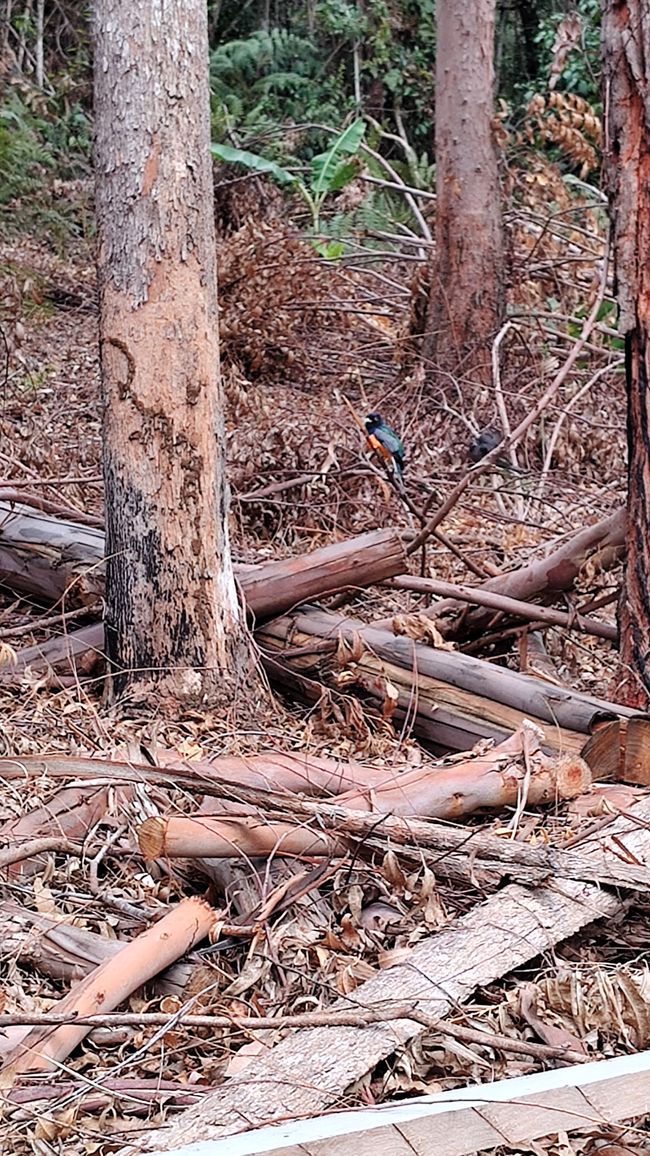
[364,412,405,480]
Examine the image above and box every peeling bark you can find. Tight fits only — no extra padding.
[603,0,650,704]
[93,0,251,705]
[421,0,504,385]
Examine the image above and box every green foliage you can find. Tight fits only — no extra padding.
[210,27,352,140]
[0,95,54,204]
[0,84,91,235]
[212,118,366,231]
[534,0,601,106]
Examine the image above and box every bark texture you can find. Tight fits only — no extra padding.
[93,0,247,703]
[422,0,504,384]
[603,1,650,705]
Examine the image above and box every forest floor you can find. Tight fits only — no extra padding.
[1,173,648,1156]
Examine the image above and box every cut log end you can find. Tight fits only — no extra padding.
[138,817,166,859]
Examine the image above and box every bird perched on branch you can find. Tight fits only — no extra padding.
[469,428,522,472]
[365,412,405,480]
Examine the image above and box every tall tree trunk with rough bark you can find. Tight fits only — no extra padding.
[603,0,650,706]
[93,0,252,706]
[421,0,504,387]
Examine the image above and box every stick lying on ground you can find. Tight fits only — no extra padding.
[385,575,618,641]
[137,725,591,848]
[379,508,625,636]
[0,896,217,1084]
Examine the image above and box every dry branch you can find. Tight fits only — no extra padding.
[1,753,647,894]
[401,509,625,637]
[335,722,591,817]
[0,902,199,998]
[139,815,341,860]
[386,575,618,641]
[0,1005,588,1065]
[0,896,216,1083]
[0,783,116,877]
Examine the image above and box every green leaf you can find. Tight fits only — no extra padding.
[210,142,298,187]
[321,157,360,193]
[312,239,345,259]
[309,118,365,198]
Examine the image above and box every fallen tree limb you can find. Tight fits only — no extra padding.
[0,896,217,1082]
[0,836,84,870]
[3,1077,207,1119]
[127,796,650,1153]
[0,1005,588,1065]
[1,754,647,893]
[0,502,405,618]
[0,783,117,877]
[138,815,342,860]
[0,902,200,999]
[385,575,618,641]
[140,726,590,832]
[258,607,634,752]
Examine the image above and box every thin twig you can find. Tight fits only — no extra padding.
[0,1006,588,1064]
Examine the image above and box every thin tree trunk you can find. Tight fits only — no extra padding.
[34,0,43,86]
[422,0,504,386]
[93,0,252,705]
[602,0,650,706]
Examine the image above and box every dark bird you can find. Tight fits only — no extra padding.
[469,428,520,472]
[365,412,405,479]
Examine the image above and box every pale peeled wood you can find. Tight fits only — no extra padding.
[135,1050,650,1156]
[0,902,196,999]
[1,753,649,893]
[129,797,650,1152]
[0,503,404,620]
[0,897,216,1082]
[138,815,339,860]
[581,716,650,786]
[336,723,591,817]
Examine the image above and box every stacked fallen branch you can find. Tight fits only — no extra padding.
[125,795,650,1153]
[258,607,635,753]
[389,507,625,638]
[0,738,648,1145]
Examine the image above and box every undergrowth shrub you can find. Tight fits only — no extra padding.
[0,81,91,236]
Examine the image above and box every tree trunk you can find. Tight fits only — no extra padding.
[602,1,650,706]
[93,0,251,705]
[422,0,504,385]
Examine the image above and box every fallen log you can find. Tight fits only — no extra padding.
[0,502,405,618]
[0,896,216,1082]
[126,796,650,1153]
[0,782,130,878]
[0,902,198,1000]
[258,607,635,753]
[139,814,341,860]
[2,753,646,893]
[141,726,591,835]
